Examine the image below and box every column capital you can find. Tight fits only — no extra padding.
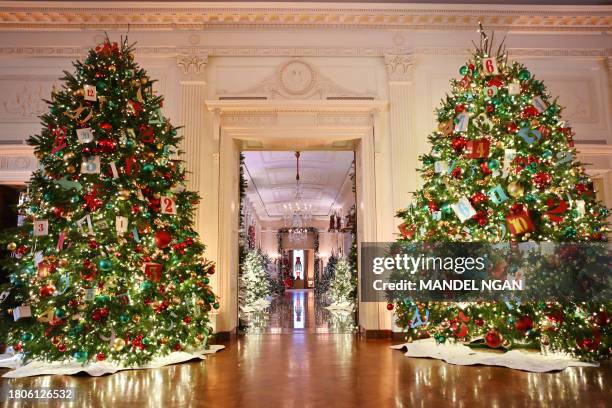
[177,53,209,82]
[384,53,415,83]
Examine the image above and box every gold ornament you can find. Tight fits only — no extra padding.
[196,299,205,306]
[66,165,76,174]
[6,242,16,251]
[495,141,505,149]
[507,182,524,198]
[108,65,116,73]
[196,334,205,342]
[63,152,75,161]
[73,88,85,97]
[51,335,62,346]
[59,259,69,268]
[113,338,126,352]
[132,314,141,323]
[118,189,131,200]
[172,296,181,305]
[157,143,164,149]
[159,337,169,345]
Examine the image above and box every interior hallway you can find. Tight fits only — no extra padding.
[2,334,610,407]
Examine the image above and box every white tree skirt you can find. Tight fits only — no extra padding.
[391,338,598,372]
[240,298,271,314]
[0,345,224,378]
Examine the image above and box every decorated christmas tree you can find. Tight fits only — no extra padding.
[393,26,610,361]
[316,253,337,296]
[0,37,218,366]
[327,258,355,308]
[239,249,271,311]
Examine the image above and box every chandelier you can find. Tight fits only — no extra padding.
[283,151,312,244]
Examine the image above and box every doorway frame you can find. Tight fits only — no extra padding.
[206,99,388,333]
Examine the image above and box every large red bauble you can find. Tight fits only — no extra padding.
[40,284,55,297]
[595,311,611,326]
[99,122,113,133]
[514,316,533,332]
[485,330,503,348]
[155,230,172,249]
[480,162,492,175]
[386,303,394,311]
[96,352,106,361]
[451,137,467,151]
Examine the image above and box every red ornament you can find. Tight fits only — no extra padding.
[521,105,540,118]
[58,344,67,353]
[487,77,503,87]
[470,192,487,205]
[451,167,463,179]
[398,223,415,239]
[14,343,23,352]
[480,161,492,175]
[486,104,494,113]
[96,352,106,361]
[173,343,182,351]
[386,303,394,311]
[127,100,143,116]
[533,172,552,189]
[451,137,467,151]
[52,207,63,218]
[505,208,534,237]
[183,316,192,324]
[100,307,109,318]
[545,198,568,223]
[155,230,172,249]
[514,316,533,332]
[575,183,589,195]
[40,284,55,297]
[428,201,439,213]
[83,187,103,212]
[96,138,117,153]
[475,318,484,327]
[473,210,488,227]
[485,330,503,348]
[454,104,466,113]
[595,311,610,326]
[506,122,518,133]
[99,122,113,133]
[139,124,155,143]
[546,308,565,325]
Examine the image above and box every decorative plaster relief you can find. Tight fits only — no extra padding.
[218,58,377,100]
[0,155,37,172]
[0,79,59,122]
[545,79,597,123]
[385,54,415,82]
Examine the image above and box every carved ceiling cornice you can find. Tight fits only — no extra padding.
[0,2,610,32]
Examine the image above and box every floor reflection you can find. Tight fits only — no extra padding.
[240,289,356,334]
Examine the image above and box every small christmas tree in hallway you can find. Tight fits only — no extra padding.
[0,37,218,366]
[239,249,271,312]
[327,258,355,310]
[394,25,610,361]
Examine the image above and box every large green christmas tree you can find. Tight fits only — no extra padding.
[0,38,218,366]
[394,27,610,361]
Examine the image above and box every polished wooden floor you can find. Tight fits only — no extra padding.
[1,333,610,407]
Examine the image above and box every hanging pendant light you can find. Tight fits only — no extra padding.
[283,151,312,244]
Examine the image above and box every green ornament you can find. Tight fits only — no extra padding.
[73,350,88,363]
[206,294,215,303]
[472,70,480,79]
[563,227,577,238]
[526,163,537,174]
[436,335,446,344]
[213,302,220,310]
[43,192,52,201]
[55,308,66,318]
[491,97,502,106]
[170,129,177,137]
[98,258,113,271]
[96,81,107,92]
[508,316,516,324]
[126,139,135,148]
[108,100,117,109]
[50,106,58,115]
[142,337,150,346]
[525,193,537,203]
[488,159,500,171]
[141,281,153,290]
[95,294,110,304]
[542,150,553,160]
[518,69,531,81]
[119,314,129,323]
[203,277,210,285]
[70,195,80,204]
[21,332,34,342]
[442,204,453,214]
[459,65,469,75]
[142,163,155,173]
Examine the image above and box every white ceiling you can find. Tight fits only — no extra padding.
[243,151,354,222]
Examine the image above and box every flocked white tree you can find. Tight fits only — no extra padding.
[326,258,355,310]
[239,249,272,313]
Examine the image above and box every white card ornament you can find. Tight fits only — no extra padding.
[17,214,25,227]
[432,211,442,221]
[482,57,498,75]
[115,216,129,234]
[83,85,97,101]
[502,149,516,178]
[532,96,548,113]
[434,161,449,174]
[507,81,521,95]
[34,251,44,267]
[484,86,498,97]
[110,162,119,178]
[13,305,32,321]
[81,156,101,174]
[127,128,136,139]
[0,289,10,304]
[161,196,177,215]
[454,112,469,133]
[84,288,97,301]
[451,197,476,223]
[576,200,586,217]
[76,127,94,143]
[76,214,93,235]
[149,108,164,125]
[33,220,49,236]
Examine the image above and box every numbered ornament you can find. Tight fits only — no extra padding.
[451,197,477,223]
[13,305,32,321]
[83,84,97,101]
[161,196,177,215]
[517,127,542,145]
[487,184,509,205]
[434,161,449,174]
[454,112,469,133]
[466,139,490,159]
[482,57,498,75]
[532,96,548,113]
[144,263,163,282]
[505,209,535,236]
[115,216,129,234]
[507,81,521,95]
[81,156,101,174]
[76,127,94,144]
[33,220,49,236]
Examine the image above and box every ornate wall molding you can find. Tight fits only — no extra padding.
[218,58,376,100]
[176,54,208,82]
[0,3,609,32]
[385,54,415,82]
[0,46,609,59]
